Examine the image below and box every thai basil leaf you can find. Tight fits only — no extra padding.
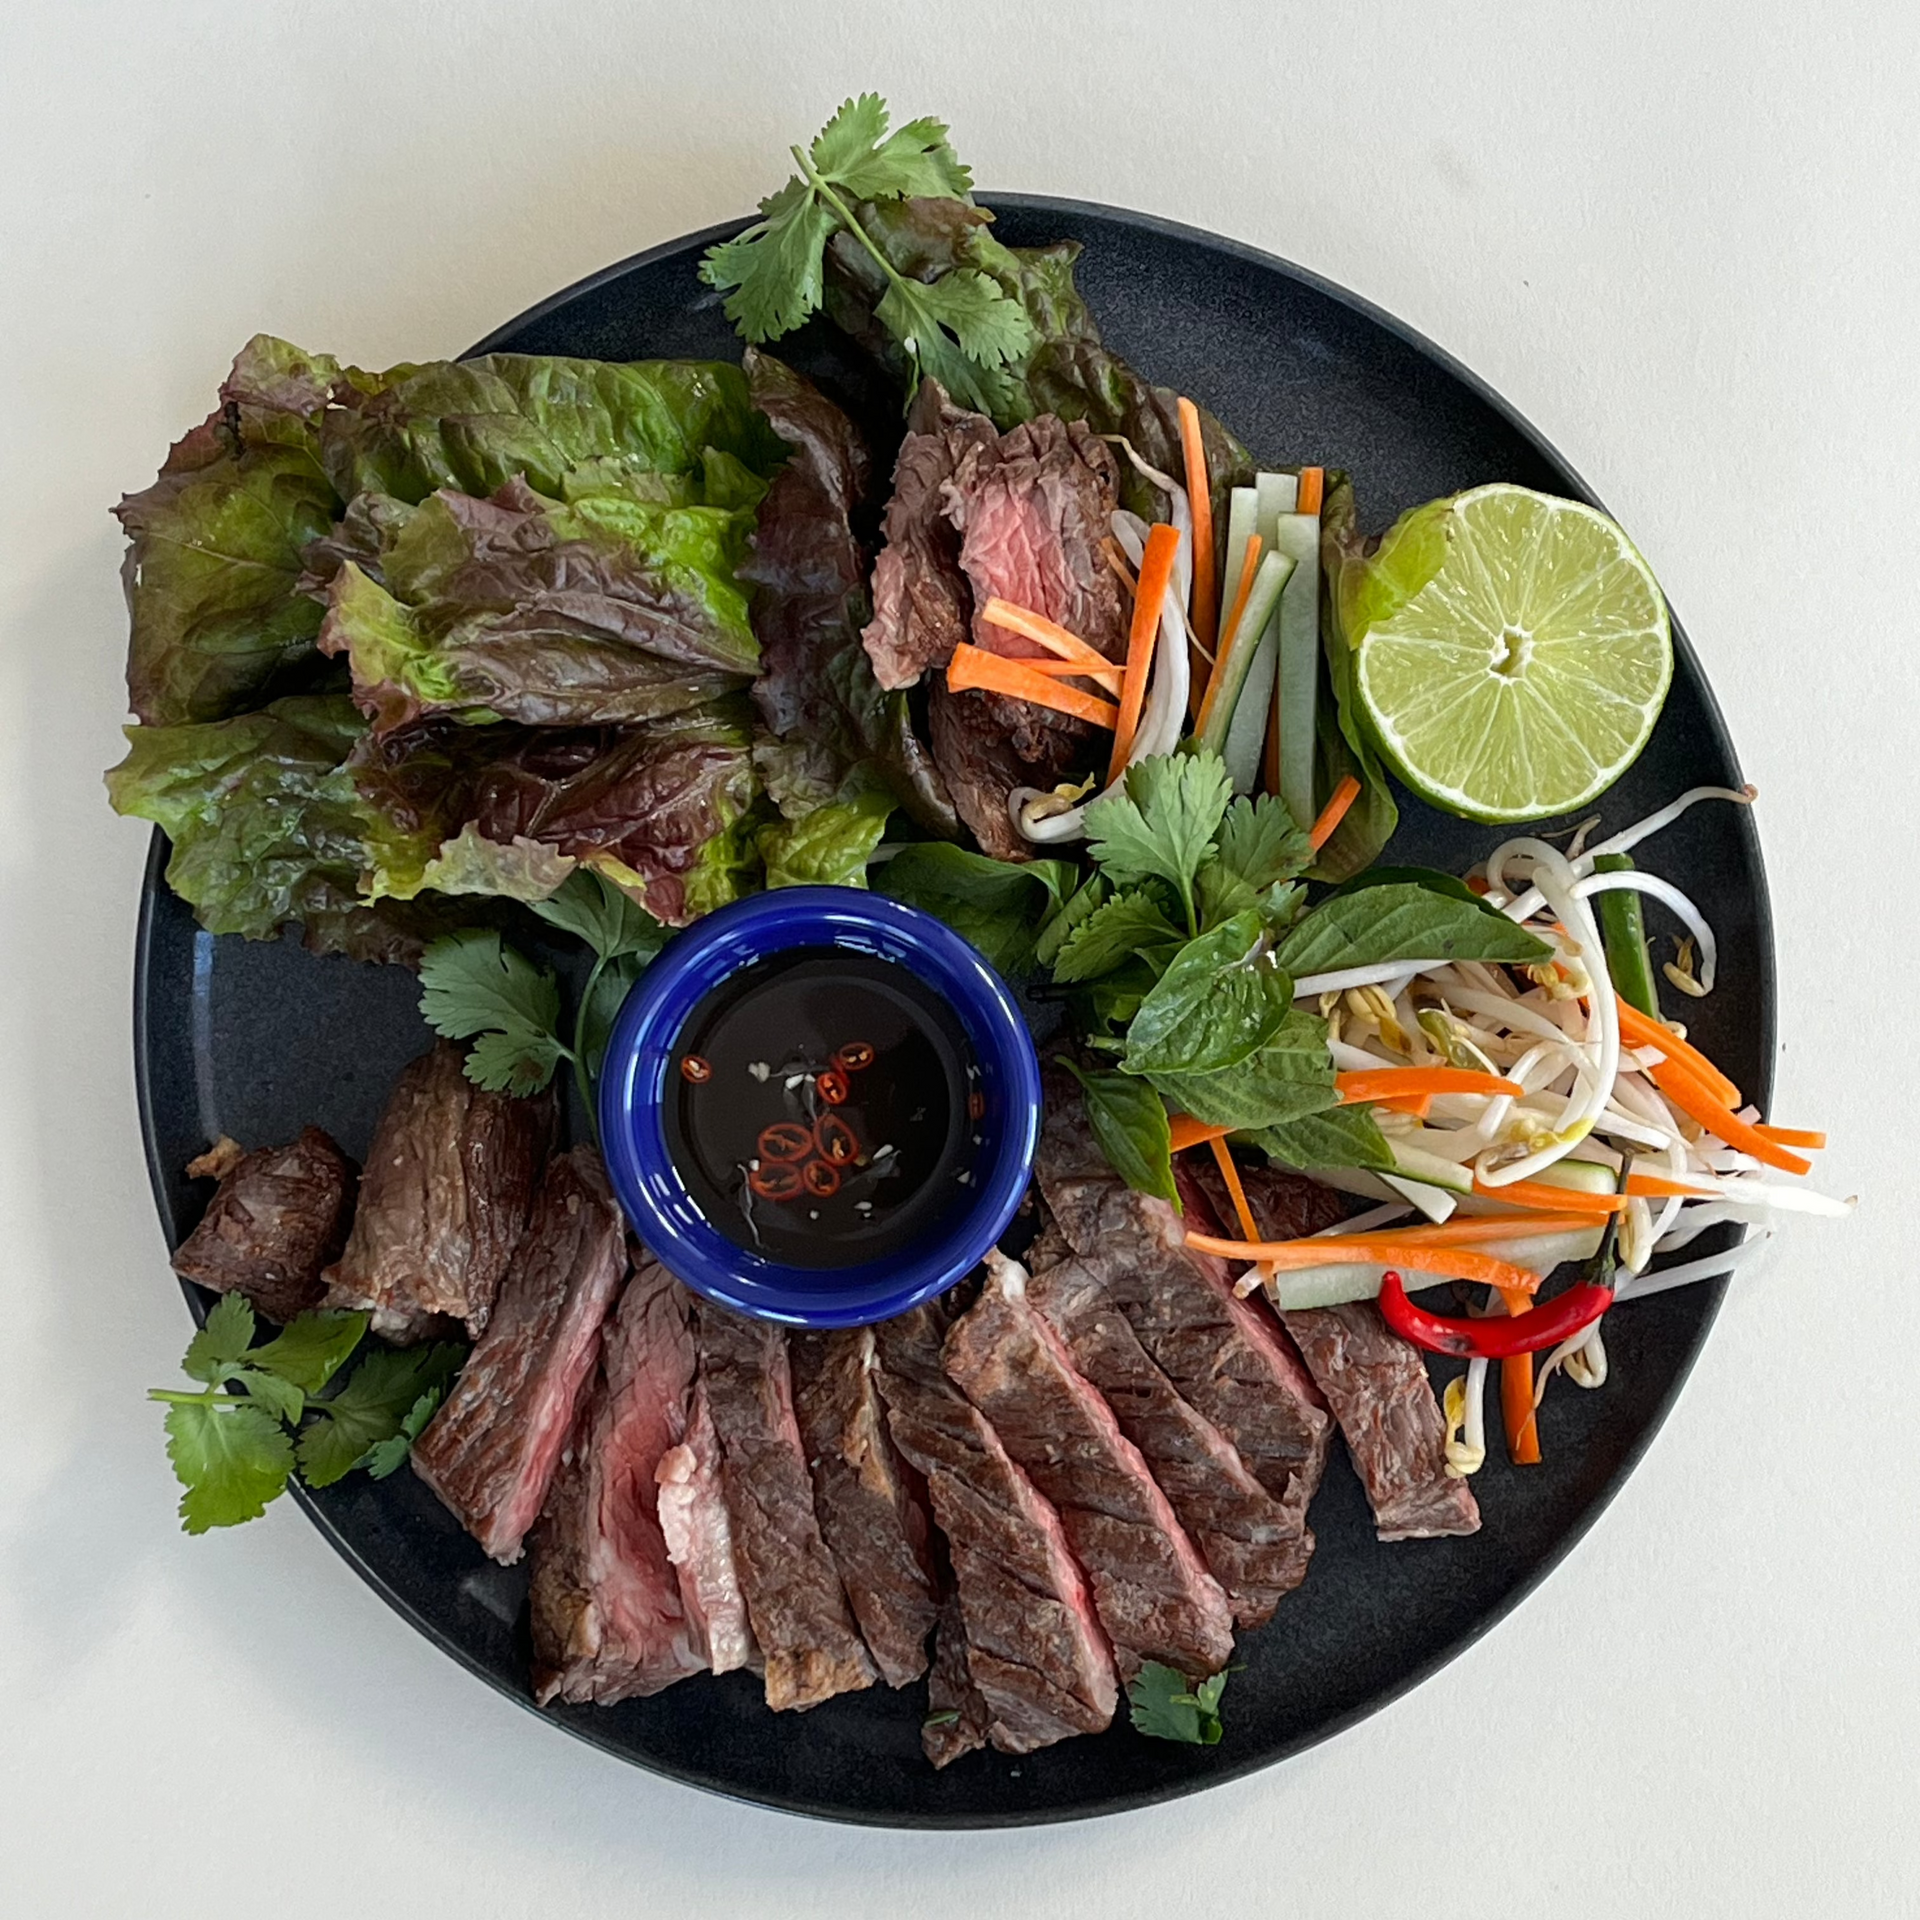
[1241,1104,1396,1174]
[1141,1008,1340,1132]
[1057,1059,1177,1207]
[1122,911,1290,1076]
[1273,882,1552,977]
[1050,889,1185,985]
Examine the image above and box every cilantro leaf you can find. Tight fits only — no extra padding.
[1122,911,1290,1076]
[1033,873,1106,970]
[234,1366,305,1426]
[247,1309,368,1393]
[578,949,648,1079]
[418,930,567,1096]
[699,176,837,344]
[1051,889,1185,985]
[808,93,892,175]
[297,1343,466,1489]
[1057,1059,1177,1206]
[905,270,1037,369]
[1127,1660,1229,1745]
[1199,795,1313,928]
[1084,751,1232,936]
[528,869,667,964]
[359,1386,446,1480]
[164,1401,294,1533]
[181,1292,255,1384]
[823,101,972,200]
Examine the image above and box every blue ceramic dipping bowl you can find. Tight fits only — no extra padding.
[598,886,1041,1329]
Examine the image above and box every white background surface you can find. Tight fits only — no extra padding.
[2,4,1912,1914]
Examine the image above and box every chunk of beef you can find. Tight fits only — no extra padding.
[923,1593,992,1769]
[1204,1160,1481,1542]
[411,1147,624,1564]
[172,1127,355,1325]
[694,1304,876,1711]
[528,1256,706,1705]
[927,679,1030,861]
[1034,1078,1331,1517]
[862,382,994,691]
[655,1371,758,1674]
[872,1299,1117,1753]
[323,1040,553,1342]
[945,1253,1233,1680]
[790,1327,940,1689]
[1026,1251,1310,1627]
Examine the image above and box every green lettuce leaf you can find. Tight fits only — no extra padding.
[759,777,895,889]
[870,842,1075,976]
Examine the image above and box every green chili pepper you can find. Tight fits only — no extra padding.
[1593,852,1660,1018]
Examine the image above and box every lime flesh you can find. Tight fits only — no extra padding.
[1351,484,1673,823]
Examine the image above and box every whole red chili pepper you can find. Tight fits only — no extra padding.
[1378,1270,1615,1359]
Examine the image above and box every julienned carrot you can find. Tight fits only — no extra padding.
[1614,998,1741,1107]
[980,598,1116,674]
[1500,1288,1542,1465]
[1379,1213,1593,1246]
[1757,1123,1828,1150]
[1625,1171,1718,1200]
[1177,397,1216,672]
[1208,1136,1264,1243]
[1168,1113,1234,1153]
[946,645,1119,730]
[1183,1229,1542,1294]
[1473,1176,1627,1217]
[1295,466,1325,516]
[1109,522,1177,782]
[993,653,1124,695]
[1643,1054,1813,1175]
[1194,533,1264,736]
[1336,1066,1525,1103]
[1372,1093,1434,1119]
[1308,774,1363,852]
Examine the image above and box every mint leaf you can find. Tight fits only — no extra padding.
[1242,1103,1396,1173]
[1057,1059,1177,1206]
[1085,751,1232,934]
[1050,889,1184,985]
[181,1292,255,1384]
[1122,911,1290,1076]
[529,869,667,964]
[164,1401,294,1533]
[419,930,566,1096]
[1199,795,1313,927]
[1274,883,1552,977]
[1128,1660,1228,1744]
[1144,1007,1339,1132]
[247,1309,368,1393]
[298,1343,466,1489]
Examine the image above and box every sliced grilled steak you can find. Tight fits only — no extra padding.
[1034,1080,1331,1516]
[945,1253,1233,1680]
[528,1256,705,1705]
[655,1371,758,1674]
[872,1299,1117,1753]
[323,1040,553,1341]
[926,679,1030,861]
[923,1593,991,1769]
[172,1127,354,1325]
[694,1305,876,1711]
[790,1327,940,1688]
[1206,1160,1481,1542]
[411,1147,623,1563]
[1026,1251,1310,1627]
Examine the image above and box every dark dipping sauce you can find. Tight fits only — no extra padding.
[664,946,980,1271]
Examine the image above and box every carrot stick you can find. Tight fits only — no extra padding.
[1473,1176,1628,1217]
[989,653,1124,695]
[1168,1114,1234,1153]
[1625,1171,1718,1200]
[1183,1229,1543,1294]
[1374,1214,1595,1246]
[1756,1124,1827,1150]
[1108,522,1177,783]
[980,598,1116,674]
[1499,1287,1542,1465]
[1177,397,1216,666]
[946,645,1119,730]
[1643,1055,1813,1175]
[1294,467,1324,516]
[1209,1136,1274,1289]
[1614,999,1741,1108]
[1372,1093,1434,1119]
[1307,774,1362,852]
[1336,1067,1525,1103]
[1194,533,1265,737]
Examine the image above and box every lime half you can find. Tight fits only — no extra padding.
[1350,484,1673,823]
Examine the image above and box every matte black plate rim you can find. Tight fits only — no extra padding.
[131,193,1774,1827]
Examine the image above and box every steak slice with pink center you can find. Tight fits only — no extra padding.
[655,1371,759,1676]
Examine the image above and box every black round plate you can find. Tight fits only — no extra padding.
[134,197,1772,1827]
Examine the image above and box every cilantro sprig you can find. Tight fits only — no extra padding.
[1128,1661,1232,1745]
[149,1294,463,1533]
[700,94,1036,414]
[418,870,666,1120]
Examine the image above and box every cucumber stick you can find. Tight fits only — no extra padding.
[1263,1223,1604,1312]
[1271,506,1321,830]
[1221,476,1297,791]
[1197,550,1294,756]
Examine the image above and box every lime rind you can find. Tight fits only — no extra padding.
[1352,485,1672,824]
